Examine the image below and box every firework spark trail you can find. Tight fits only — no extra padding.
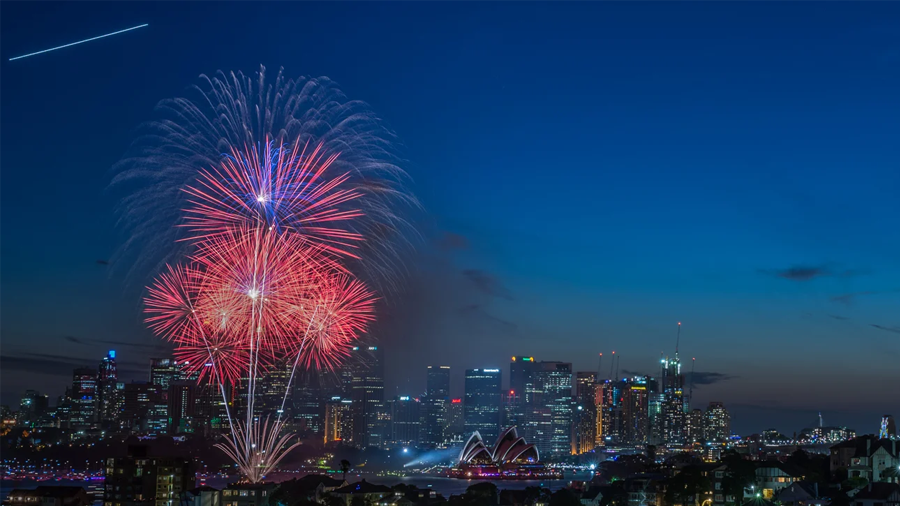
[112,66,418,291]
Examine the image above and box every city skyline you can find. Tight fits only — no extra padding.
[5,346,890,440]
[2,1,899,437]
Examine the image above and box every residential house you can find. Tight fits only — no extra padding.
[755,462,806,499]
[6,487,91,506]
[773,481,830,506]
[330,481,393,506]
[831,438,900,483]
[221,483,277,506]
[180,486,220,506]
[849,483,900,506]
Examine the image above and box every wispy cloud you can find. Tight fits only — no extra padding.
[689,371,738,387]
[761,264,868,282]
[828,314,851,321]
[437,231,469,252]
[462,269,513,300]
[870,324,900,334]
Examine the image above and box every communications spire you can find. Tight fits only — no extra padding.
[675,322,681,359]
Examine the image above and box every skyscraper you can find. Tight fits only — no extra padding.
[512,360,573,457]
[687,408,704,443]
[98,351,122,430]
[621,376,650,444]
[660,354,685,444]
[421,366,450,448]
[70,367,98,431]
[599,379,623,444]
[324,397,351,444]
[18,390,49,427]
[573,372,598,454]
[426,366,451,397]
[464,368,502,442]
[446,398,465,439]
[704,402,730,442]
[348,346,385,448]
[527,362,573,457]
[390,396,421,447]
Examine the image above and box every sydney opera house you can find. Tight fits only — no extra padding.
[450,427,562,479]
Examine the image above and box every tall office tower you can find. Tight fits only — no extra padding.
[122,382,164,433]
[446,398,465,439]
[70,367,98,431]
[427,366,451,397]
[621,376,650,444]
[18,390,49,427]
[599,380,623,444]
[521,362,573,457]
[168,382,195,434]
[660,355,685,444]
[291,380,324,434]
[573,372,598,454]
[349,346,385,448]
[421,365,450,448]
[390,396,421,447]
[509,356,538,426]
[149,358,177,390]
[259,363,291,418]
[686,408,704,443]
[98,351,122,430]
[421,396,447,448]
[324,397,351,444]
[464,368,502,442]
[648,392,665,445]
[704,402,731,442]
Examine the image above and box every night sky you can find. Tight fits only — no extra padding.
[1,2,898,436]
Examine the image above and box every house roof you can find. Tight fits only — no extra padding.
[7,487,86,499]
[852,483,900,500]
[296,474,346,488]
[756,461,806,478]
[830,436,899,458]
[333,480,393,495]
[188,486,220,494]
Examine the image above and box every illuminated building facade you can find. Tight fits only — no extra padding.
[103,446,193,506]
[660,355,685,444]
[572,372,598,454]
[17,390,49,427]
[70,367,98,431]
[98,351,122,429]
[349,346,385,448]
[704,401,731,442]
[389,396,420,447]
[446,398,465,438]
[599,379,623,444]
[324,397,351,444]
[687,408,704,443]
[422,365,451,448]
[464,368,502,443]
[523,362,573,457]
[621,376,650,444]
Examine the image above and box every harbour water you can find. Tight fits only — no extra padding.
[2,471,591,502]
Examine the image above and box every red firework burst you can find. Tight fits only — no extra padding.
[289,272,377,371]
[183,139,364,257]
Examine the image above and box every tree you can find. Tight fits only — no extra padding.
[549,489,581,506]
[665,466,712,506]
[322,494,345,506]
[465,482,499,506]
[340,459,352,481]
[722,451,756,505]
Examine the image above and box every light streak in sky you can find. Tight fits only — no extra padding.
[9,23,148,61]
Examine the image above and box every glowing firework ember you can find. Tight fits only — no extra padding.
[132,66,404,483]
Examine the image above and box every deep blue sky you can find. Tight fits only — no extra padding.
[1,2,898,435]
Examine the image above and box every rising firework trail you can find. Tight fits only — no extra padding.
[131,66,411,483]
[9,24,148,61]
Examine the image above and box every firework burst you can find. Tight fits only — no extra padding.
[131,66,405,483]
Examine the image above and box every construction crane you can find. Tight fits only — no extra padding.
[688,357,696,408]
[608,351,616,380]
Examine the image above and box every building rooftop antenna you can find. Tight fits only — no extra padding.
[597,353,603,381]
[688,357,696,408]
[675,322,681,359]
[608,351,616,380]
